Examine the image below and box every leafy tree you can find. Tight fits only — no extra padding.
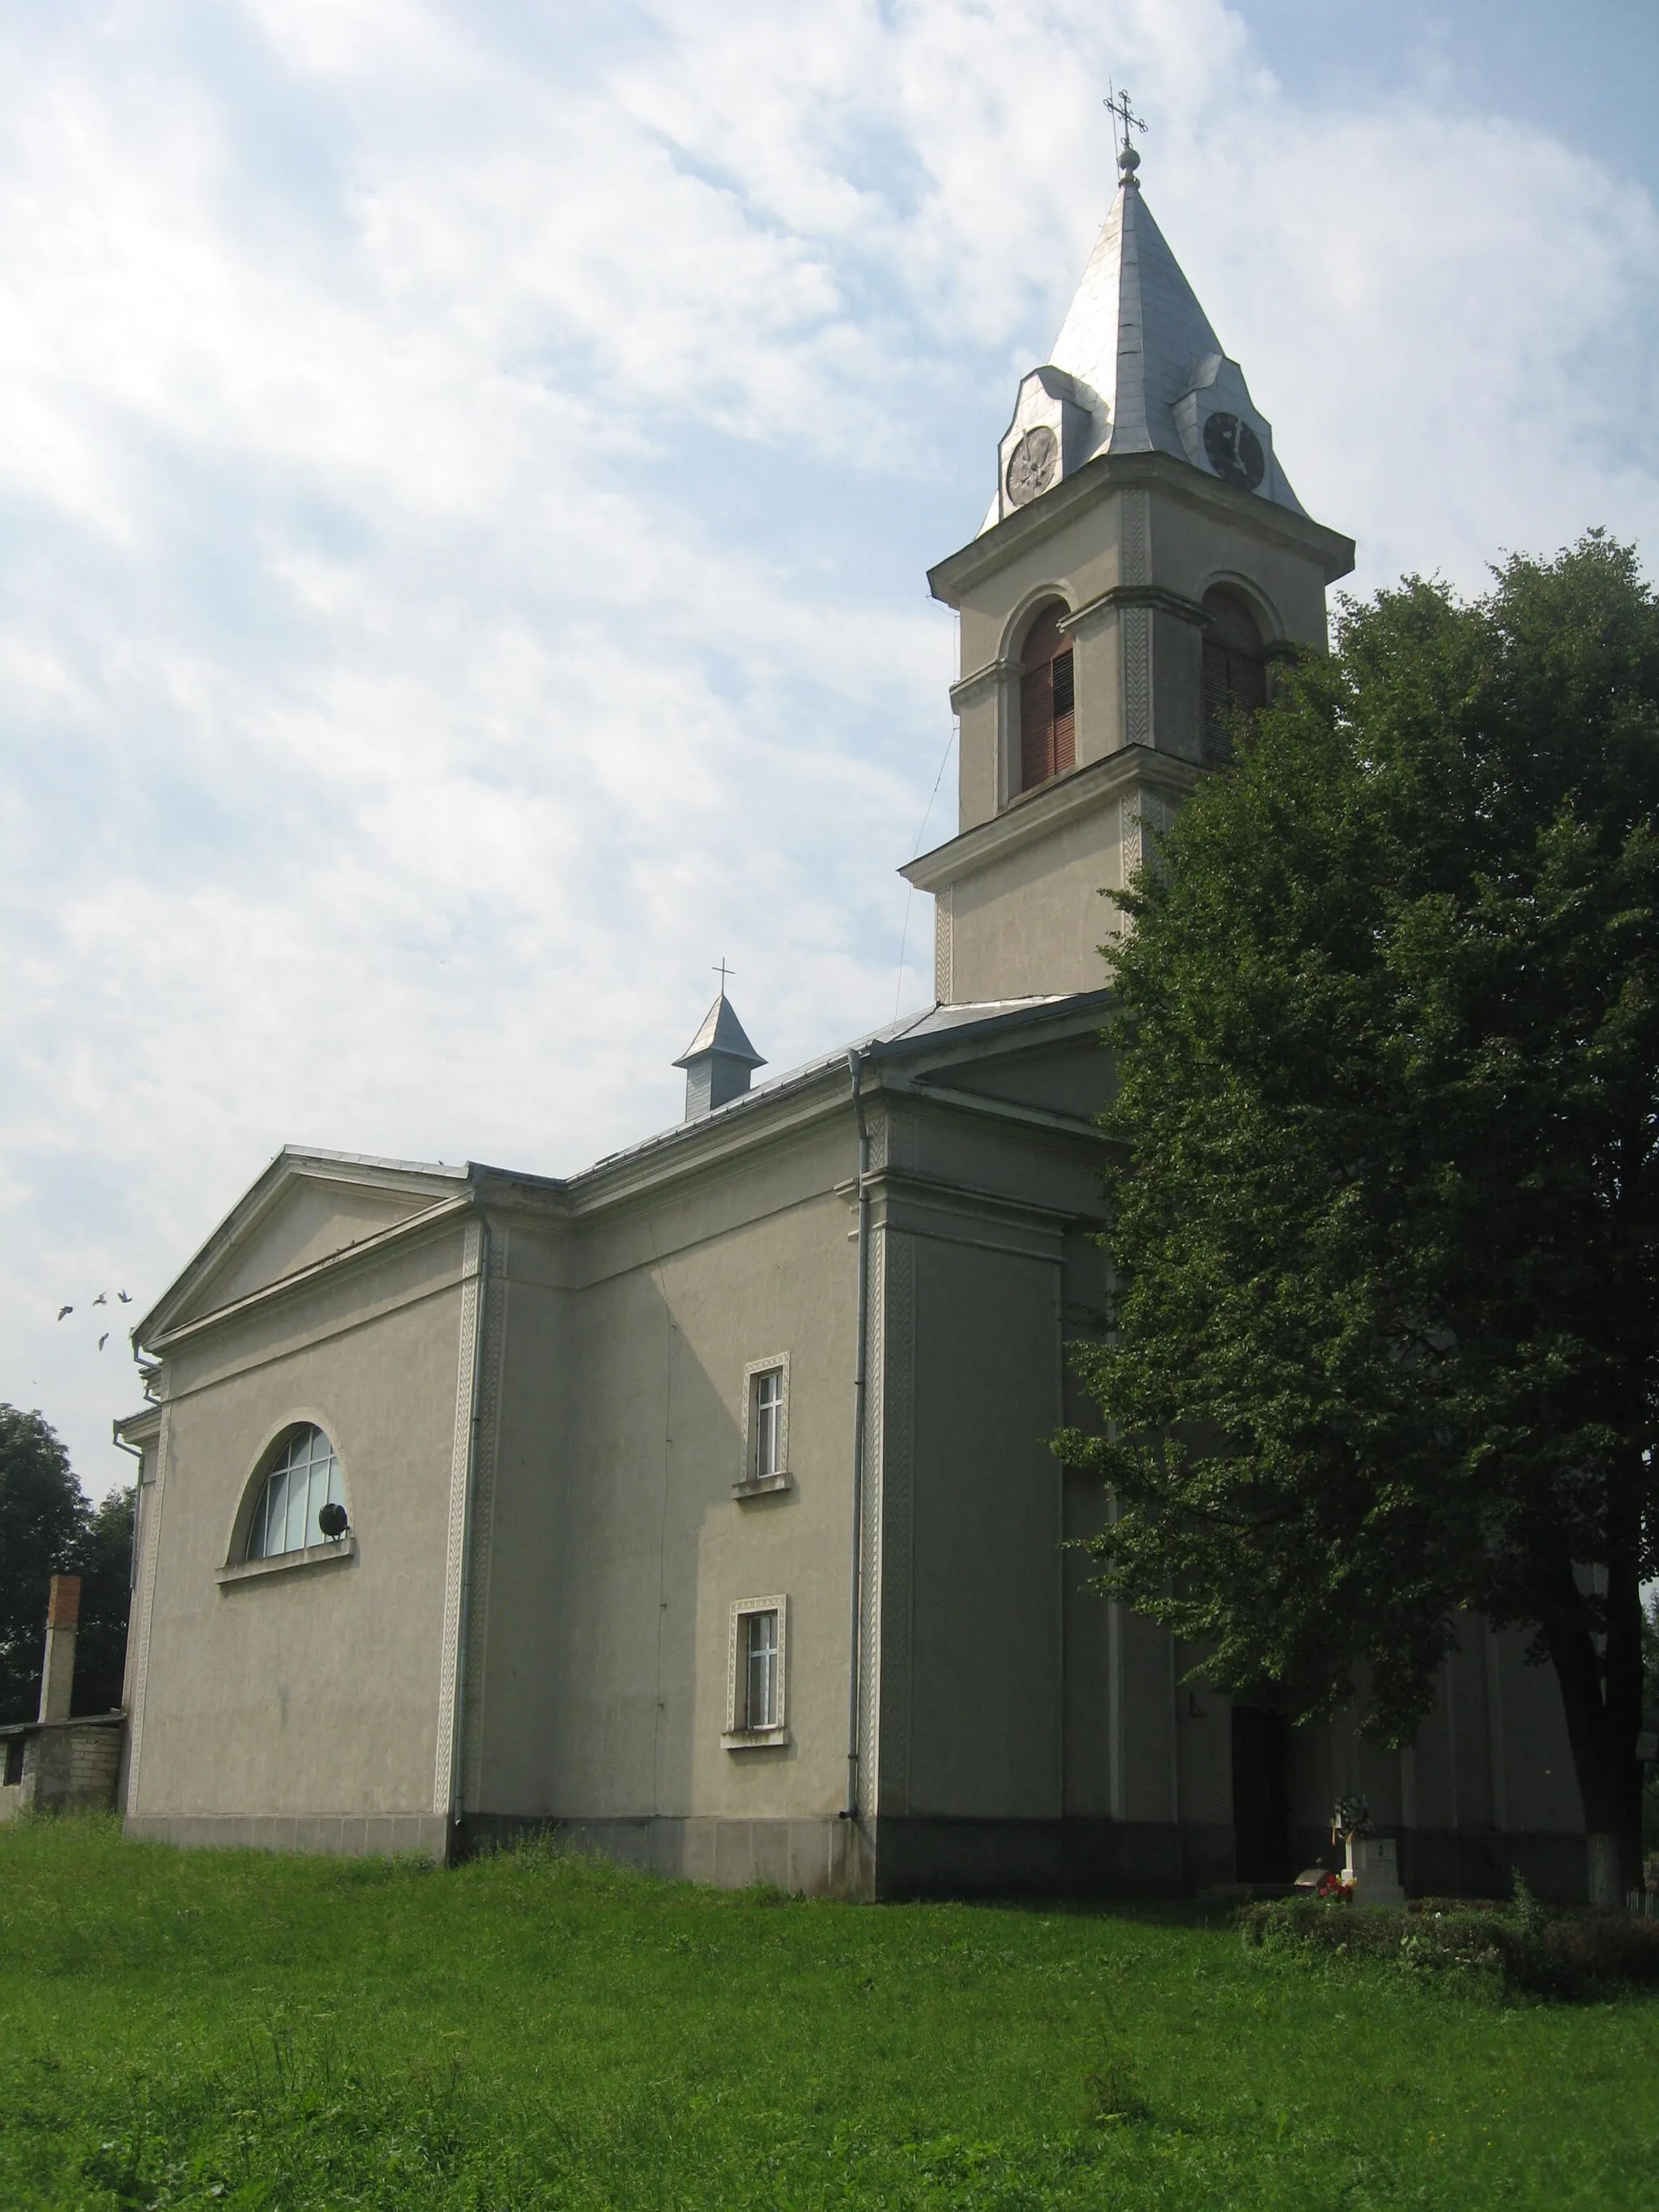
[0,1405,83,1722]
[1060,537,1659,1909]
[69,1485,135,1716]
[0,1404,132,1724]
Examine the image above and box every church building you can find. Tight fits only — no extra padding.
[115,136,1589,1900]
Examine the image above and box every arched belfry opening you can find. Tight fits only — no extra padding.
[1201,587,1268,762]
[1017,601,1076,797]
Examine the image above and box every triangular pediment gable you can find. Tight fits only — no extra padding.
[138,1149,471,1348]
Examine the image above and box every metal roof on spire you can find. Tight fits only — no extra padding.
[1047,166,1225,465]
[673,991,766,1072]
[673,974,767,1122]
[982,104,1304,531]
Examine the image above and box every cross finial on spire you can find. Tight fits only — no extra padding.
[1104,83,1147,183]
[713,957,735,995]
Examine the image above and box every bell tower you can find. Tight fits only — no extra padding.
[906,124,1355,1004]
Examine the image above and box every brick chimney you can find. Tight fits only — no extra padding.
[37,1575,81,1724]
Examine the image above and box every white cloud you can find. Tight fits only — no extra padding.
[0,0,1655,1490]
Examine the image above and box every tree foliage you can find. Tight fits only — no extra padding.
[1060,536,1659,1897]
[72,1484,136,1718]
[0,1404,133,1724]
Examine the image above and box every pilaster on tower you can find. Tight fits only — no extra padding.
[906,139,1354,1007]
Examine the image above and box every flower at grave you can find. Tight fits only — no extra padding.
[1316,1869,1353,1901]
[1329,1793,1372,1845]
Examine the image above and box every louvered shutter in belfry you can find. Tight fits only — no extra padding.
[1017,602,1073,794]
[1201,590,1268,763]
[1201,635,1234,760]
[1051,649,1076,776]
[1021,660,1054,790]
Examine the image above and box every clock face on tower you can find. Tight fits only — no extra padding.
[1202,411,1265,491]
[1004,425,1059,507]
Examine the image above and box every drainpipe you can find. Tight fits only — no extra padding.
[111,1430,143,1602]
[110,1430,145,1804]
[449,1210,492,1844]
[843,1049,872,1822]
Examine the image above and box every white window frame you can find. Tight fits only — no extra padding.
[723,1594,788,1748]
[243,1424,348,1562]
[736,1352,791,1497]
[216,1415,358,1586]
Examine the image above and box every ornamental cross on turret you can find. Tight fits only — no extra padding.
[1103,83,1147,162]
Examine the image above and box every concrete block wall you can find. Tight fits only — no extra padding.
[0,1717,124,1821]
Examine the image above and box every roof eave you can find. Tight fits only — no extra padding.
[568,991,1115,1210]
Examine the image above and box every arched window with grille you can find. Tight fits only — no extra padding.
[1201,587,1268,762]
[244,1426,347,1560]
[1017,601,1076,796]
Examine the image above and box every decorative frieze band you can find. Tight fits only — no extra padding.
[873,1228,915,1813]
[461,1234,509,1810]
[1119,787,1174,886]
[1122,604,1152,748]
[1120,488,1151,586]
[433,1217,484,1818]
[122,1404,172,1818]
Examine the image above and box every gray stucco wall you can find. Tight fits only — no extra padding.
[466,1113,861,1848]
[124,1217,472,1839]
[122,1027,1589,1899]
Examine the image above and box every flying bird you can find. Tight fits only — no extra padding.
[117,1290,132,1304]
[98,1332,109,1351]
[56,1305,72,1321]
[92,1292,107,1307]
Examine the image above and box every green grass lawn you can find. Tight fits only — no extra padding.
[2,1818,1656,2210]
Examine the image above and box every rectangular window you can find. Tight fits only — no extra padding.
[744,1609,779,1731]
[738,1353,790,1494]
[3,1736,24,1787]
[753,1368,783,1481]
[724,1595,788,1745]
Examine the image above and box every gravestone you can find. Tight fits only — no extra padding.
[1347,1834,1405,1906]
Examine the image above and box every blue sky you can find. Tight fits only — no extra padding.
[3,0,1657,1493]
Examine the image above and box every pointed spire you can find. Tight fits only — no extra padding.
[985,143,1303,530]
[673,989,766,1121]
[1049,174,1222,464]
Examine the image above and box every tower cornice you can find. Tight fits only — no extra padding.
[929,449,1354,607]
[899,742,1201,897]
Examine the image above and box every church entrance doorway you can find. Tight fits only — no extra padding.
[1230,1706,1292,1882]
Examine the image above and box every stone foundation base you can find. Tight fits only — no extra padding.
[114,1809,1592,1906]
[124,1812,450,1858]
[459,1813,1232,1899]
[864,1816,1235,1899]
[456,1813,873,1897]
[1397,1826,1588,1905]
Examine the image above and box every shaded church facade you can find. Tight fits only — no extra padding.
[117,143,1589,1899]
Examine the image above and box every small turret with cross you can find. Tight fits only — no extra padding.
[673,961,766,1121]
